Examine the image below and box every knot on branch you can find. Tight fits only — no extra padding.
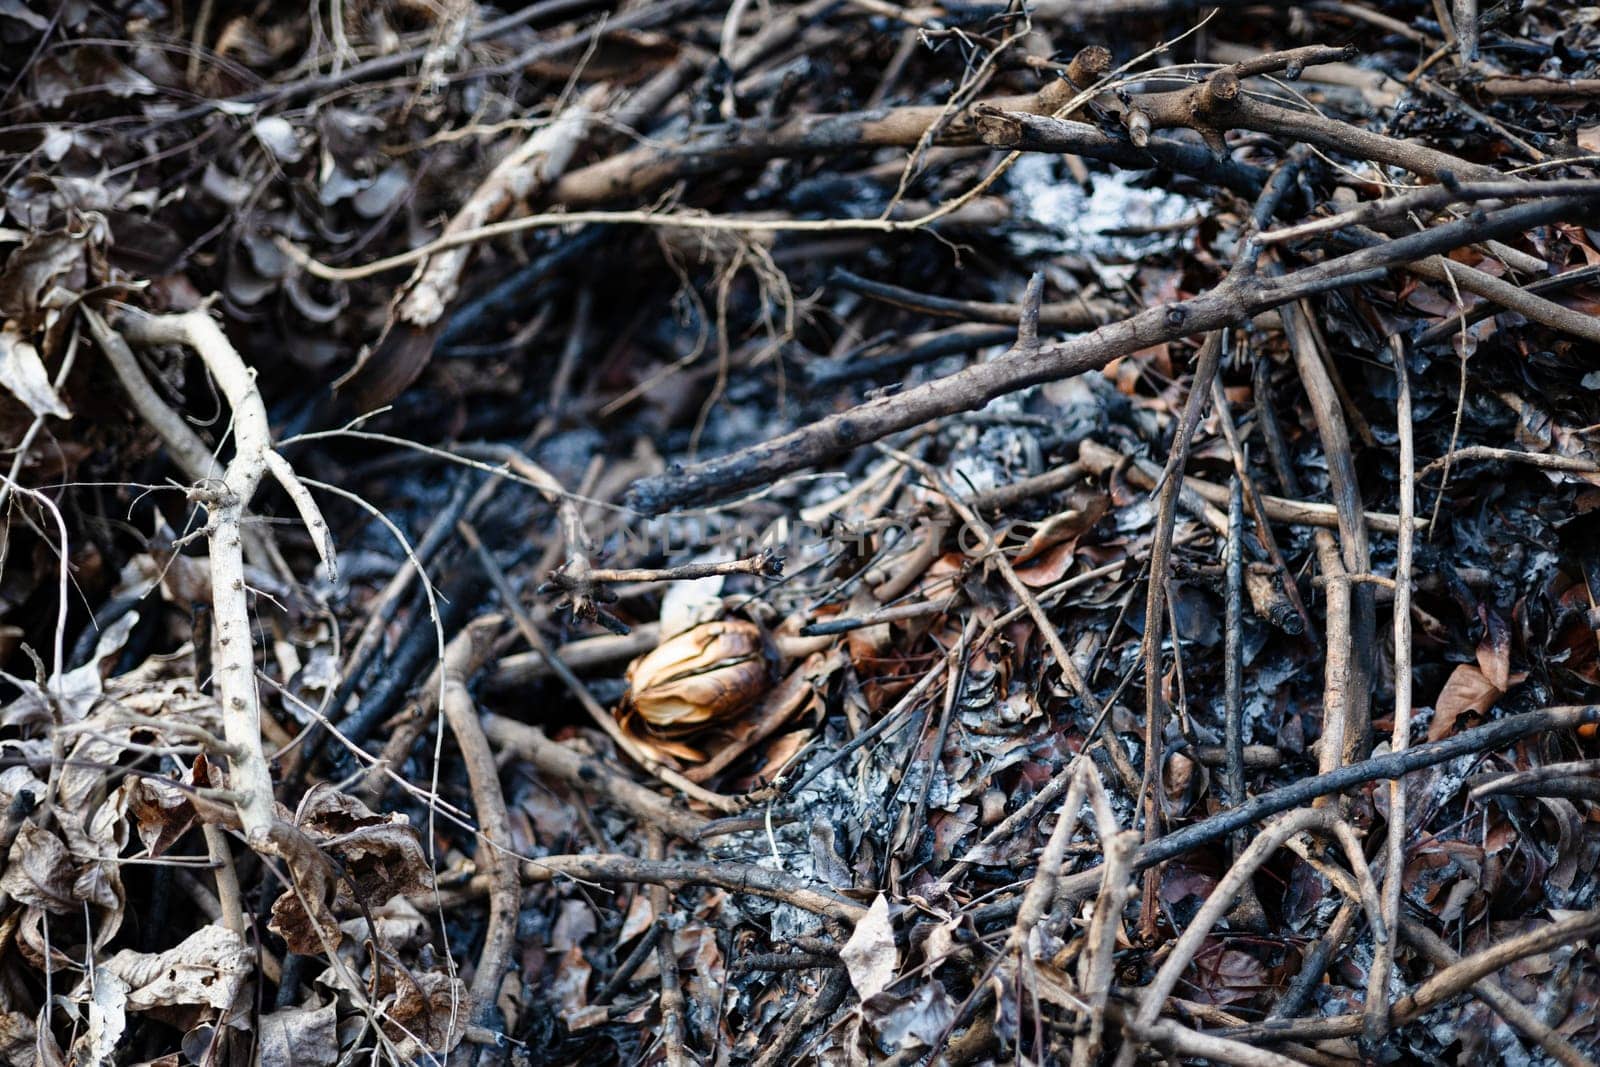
[1202,70,1243,114]
[540,558,625,633]
[187,480,238,509]
[1126,107,1152,147]
[1065,46,1112,90]
[745,547,786,579]
[973,104,1023,147]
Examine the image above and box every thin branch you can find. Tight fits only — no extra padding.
[831,268,1118,330]
[1281,295,1374,770]
[1223,475,1246,816]
[1077,439,1425,534]
[117,309,331,848]
[1139,330,1223,914]
[1258,178,1600,244]
[1419,444,1600,480]
[520,854,865,923]
[628,195,1591,513]
[435,620,520,1046]
[547,549,783,589]
[647,829,691,1067]
[480,712,710,841]
[1367,334,1415,1046]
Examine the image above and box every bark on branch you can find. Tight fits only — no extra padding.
[113,309,335,850]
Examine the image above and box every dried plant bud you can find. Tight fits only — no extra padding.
[623,620,772,734]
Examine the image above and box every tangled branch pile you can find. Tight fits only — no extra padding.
[1,0,1599,1064]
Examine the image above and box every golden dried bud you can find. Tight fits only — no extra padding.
[624,620,772,734]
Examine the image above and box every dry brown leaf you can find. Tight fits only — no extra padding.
[0,825,75,913]
[107,925,253,1012]
[293,787,433,912]
[335,896,432,954]
[34,1012,66,1067]
[1184,939,1272,1007]
[680,922,726,1020]
[0,608,137,729]
[72,789,129,926]
[618,892,654,943]
[125,766,200,857]
[751,728,811,788]
[1429,663,1504,741]
[326,817,433,913]
[1476,607,1511,692]
[0,766,45,815]
[685,648,843,783]
[841,894,897,1000]
[14,907,79,973]
[1008,494,1107,567]
[0,326,68,419]
[550,945,593,1030]
[375,967,467,1061]
[844,586,893,666]
[611,712,699,765]
[0,232,88,331]
[124,550,214,606]
[269,789,432,954]
[268,830,341,956]
[1013,541,1077,587]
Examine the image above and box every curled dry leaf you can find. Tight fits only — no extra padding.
[862,982,957,1057]
[125,757,204,857]
[71,967,126,1067]
[71,788,129,924]
[1008,493,1108,588]
[618,891,654,943]
[0,765,45,816]
[684,647,846,785]
[1476,606,1511,692]
[1013,541,1078,587]
[300,896,467,1060]
[66,926,253,1064]
[0,326,68,419]
[0,609,138,730]
[622,619,774,736]
[0,232,88,331]
[0,825,75,913]
[96,924,252,1024]
[291,787,434,910]
[269,788,432,954]
[356,966,467,1061]
[268,855,338,956]
[122,549,217,608]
